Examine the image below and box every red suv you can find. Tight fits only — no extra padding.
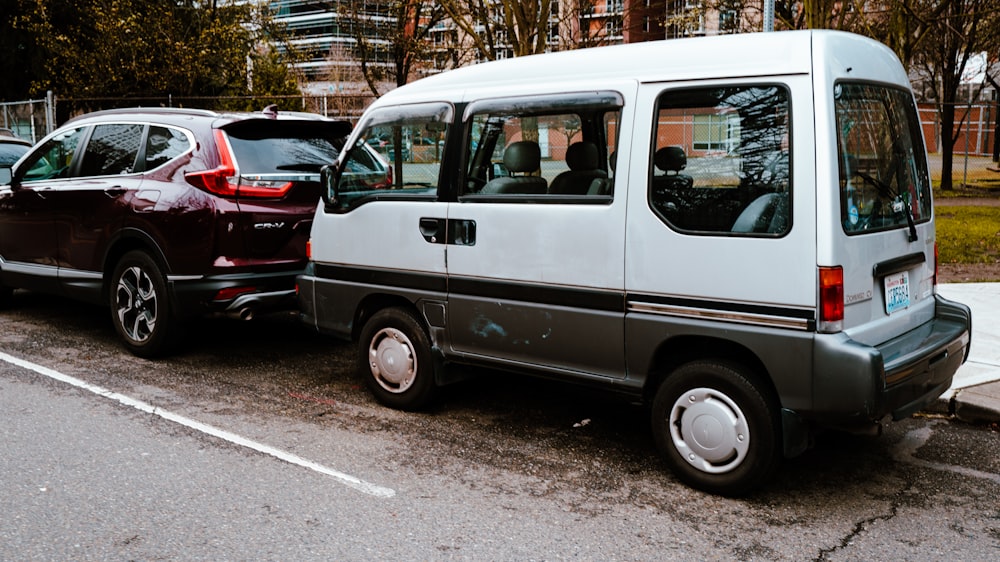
[0,107,359,357]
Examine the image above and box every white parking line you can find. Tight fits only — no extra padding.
[0,351,396,499]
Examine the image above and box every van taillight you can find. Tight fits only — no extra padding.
[819,266,844,333]
[306,239,311,260]
[184,130,293,198]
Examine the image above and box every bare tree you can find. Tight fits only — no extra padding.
[911,0,997,189]
[318,44,377,118]
[439,0,557,61]
[340,0,446,96]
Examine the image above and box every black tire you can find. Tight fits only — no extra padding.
[109,250,179,358]
[358,307,437,411]
[651,360,781,496]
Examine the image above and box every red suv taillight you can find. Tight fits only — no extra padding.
[184,130,293,198]
[819,266,844,333]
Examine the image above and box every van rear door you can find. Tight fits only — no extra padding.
[828,82,937,345]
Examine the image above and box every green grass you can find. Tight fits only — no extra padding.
[935,205,1000,264]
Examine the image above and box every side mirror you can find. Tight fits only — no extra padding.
[320,163,340,208]
[0,165,12,186]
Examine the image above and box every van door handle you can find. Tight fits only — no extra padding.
[104,186,127,197]
[418,218,476,246]
[450,219,476,246]
[419,217,445,244]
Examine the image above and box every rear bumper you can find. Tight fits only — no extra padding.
[808,295,971,430]
[168,269,301,318]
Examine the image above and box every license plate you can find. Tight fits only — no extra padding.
[884,271,910,314]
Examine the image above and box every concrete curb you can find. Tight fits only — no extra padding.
[928,381,1000,425]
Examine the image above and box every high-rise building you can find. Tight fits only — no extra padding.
[268,1,743,93]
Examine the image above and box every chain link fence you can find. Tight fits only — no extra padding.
[920,102,999,189]
[1,93,56,144]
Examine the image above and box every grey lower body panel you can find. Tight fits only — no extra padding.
[302,265,972,443]
[810,295,971,428]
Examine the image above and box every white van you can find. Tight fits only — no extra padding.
[298,30,971,495]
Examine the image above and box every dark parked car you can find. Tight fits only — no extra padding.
[0,129,31,166]
[0,107,352,357]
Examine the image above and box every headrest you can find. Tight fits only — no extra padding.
[565,142,599,171]
[654,146,687,173]
[503,141,541,174]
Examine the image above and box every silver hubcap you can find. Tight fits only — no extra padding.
[368,327,416,394]
[670,387,749,474]
[115,265,157,344]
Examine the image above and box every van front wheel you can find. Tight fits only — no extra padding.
[359,307,437,411]
[651,360,780,496]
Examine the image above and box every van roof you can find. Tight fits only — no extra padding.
[377,30,907,106]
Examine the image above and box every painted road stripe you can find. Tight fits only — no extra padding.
[0,351,396,499]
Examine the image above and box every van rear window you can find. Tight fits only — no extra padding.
[835,83,931,235]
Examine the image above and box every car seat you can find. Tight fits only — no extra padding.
[480,141,547,195]
[549,141,608,195]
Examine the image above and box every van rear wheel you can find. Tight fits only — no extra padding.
[651,360,780,496]
[358,307,437,411]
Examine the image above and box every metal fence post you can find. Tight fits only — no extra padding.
[46,90,55,135]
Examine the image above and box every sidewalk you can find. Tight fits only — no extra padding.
[929,283,1000,424]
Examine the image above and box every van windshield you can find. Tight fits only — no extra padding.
[835,83,931,236]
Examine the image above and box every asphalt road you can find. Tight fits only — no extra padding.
[1,290,998,560]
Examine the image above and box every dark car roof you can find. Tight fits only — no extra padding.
[0,132,31,146]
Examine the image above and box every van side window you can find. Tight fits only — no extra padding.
[332,102,452,209]
[835,83,931,235]
[462,94,621,201]
[650,85,791,235]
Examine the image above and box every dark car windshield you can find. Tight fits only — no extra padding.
[0,143,30,166]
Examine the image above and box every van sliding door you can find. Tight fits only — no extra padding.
[444,90,634,380]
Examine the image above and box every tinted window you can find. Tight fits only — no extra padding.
[650,85,790,235]
[79,123,143,176]
[835,83,931,235]
[21,127,87,181]
[144,126,191,170]
[228,135,343,175]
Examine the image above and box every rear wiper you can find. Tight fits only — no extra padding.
[855,170,917,242]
